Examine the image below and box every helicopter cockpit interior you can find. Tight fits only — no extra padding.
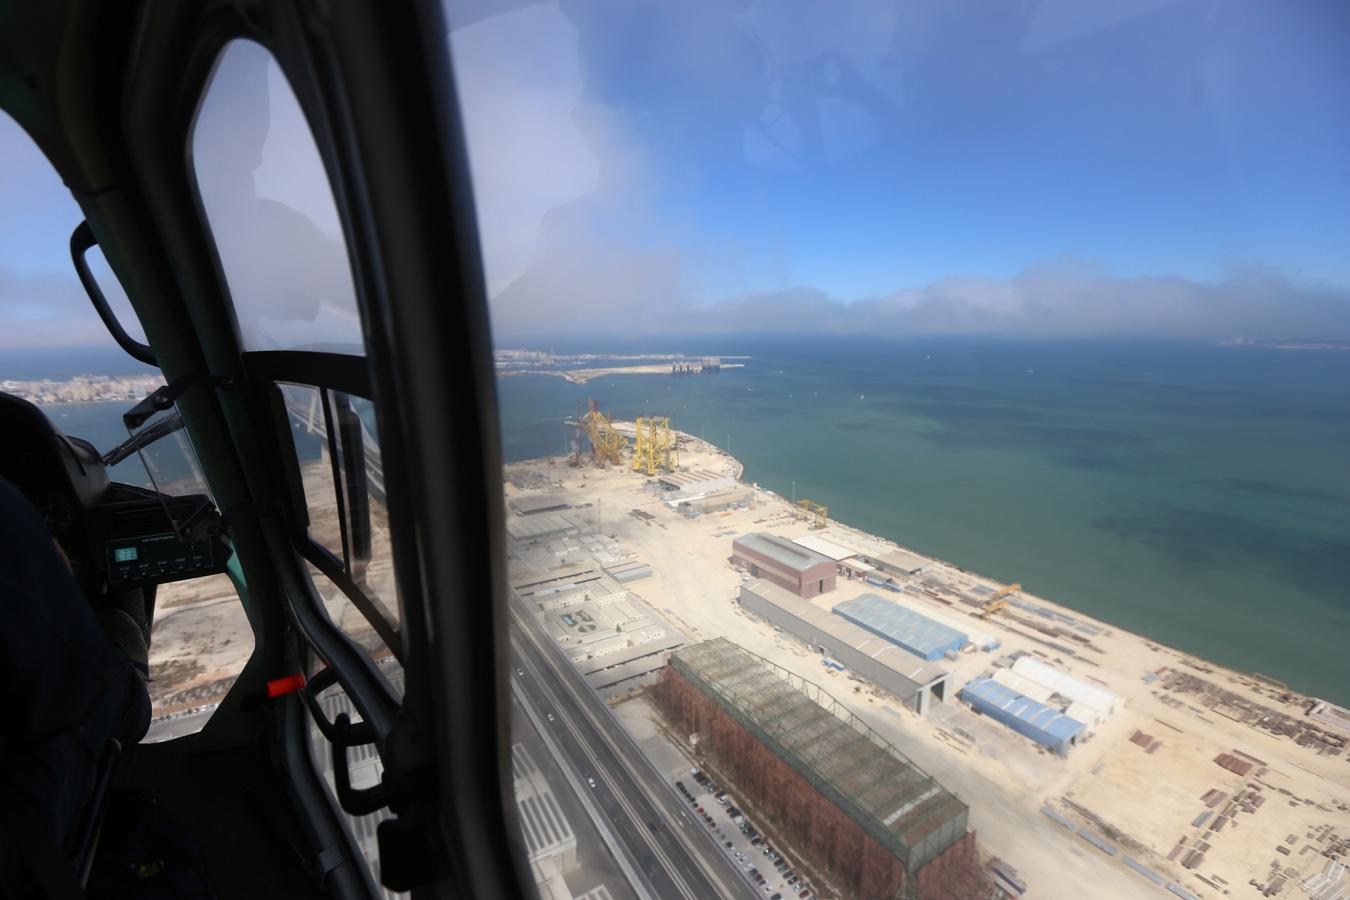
[1,1,521,898]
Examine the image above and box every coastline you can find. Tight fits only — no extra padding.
[683,430,1337,711]
[505,428,1350,899]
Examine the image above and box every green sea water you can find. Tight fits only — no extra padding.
[496,337,1350,704]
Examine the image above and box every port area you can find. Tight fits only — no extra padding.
[504,430,1350,900]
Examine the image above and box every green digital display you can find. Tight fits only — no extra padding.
[114,547,138,563]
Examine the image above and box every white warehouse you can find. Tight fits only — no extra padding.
[1010,656,1120,726]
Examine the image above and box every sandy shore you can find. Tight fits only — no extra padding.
[503,428,1350,899]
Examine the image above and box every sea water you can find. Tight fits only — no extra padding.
[496,336,1350,703]
[15,337,1350,702]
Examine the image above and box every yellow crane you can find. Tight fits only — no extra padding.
[795,499,828,529]
[632,415,677,475]
[976,582,1020,618]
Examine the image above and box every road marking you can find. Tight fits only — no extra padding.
[513,638,694,899]
[512,602,757,899]
[512,676,655,900]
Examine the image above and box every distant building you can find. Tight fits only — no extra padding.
[509,494,571,516]
[1009,656,1120,726]
[504,513,585,544]
[509,563,682,697]
[732,532,836,598]
[789,533,857,562]
[658,468,736,499]
[676,487,754,517]
[740,579,950,716]
[511,743,580,899]
[959,677,1086,757]
[833,593,967,661]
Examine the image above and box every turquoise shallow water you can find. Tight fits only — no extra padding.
[497,337,1350,703]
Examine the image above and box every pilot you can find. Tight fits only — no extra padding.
[0,476,151,895]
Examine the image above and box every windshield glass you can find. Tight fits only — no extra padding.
[191,40,365,354]
[445,4,1350,900]
[0,111,253,739]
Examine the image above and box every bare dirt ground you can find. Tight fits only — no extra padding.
[148,572,252,715]
[146,456,399,719]
[504,430,1350,899]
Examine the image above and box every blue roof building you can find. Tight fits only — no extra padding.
[959,677,1086,756]
[832,593,967,660]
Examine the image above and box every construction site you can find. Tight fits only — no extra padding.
[502,400,1350,900]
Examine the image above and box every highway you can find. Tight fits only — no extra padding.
[509,600,756,900]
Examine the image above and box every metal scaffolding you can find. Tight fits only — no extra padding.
[631,415,676,476]
[795,498,829,529]
[582,399,625,467]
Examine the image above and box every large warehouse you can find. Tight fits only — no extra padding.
[1010,656,1120,726]
[959,677,1086,757]
[658,468,736,499]
[825,533,931,577]
[740,579,951,717]
[834,593,968,660]
[732,532,836,598]
[656,639,982,899]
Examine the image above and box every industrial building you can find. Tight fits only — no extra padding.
[510,564,683,696]
[825,533,931,577]
[504,512,586,544]
[510,493,571,516]
[676,487,754,517]
[512,743,578,870]
[894,589,1000,652]
[790,533,857,562]
[732,532,837,598]
[991,668,1055,704]
[959,677,1086,757]
[791,533,900,583]
[656,639,983,899]
[657,468,736,499]
[834,593,968,661]
[1010,656,1121,725]
[512,743,582,900]
[740,579,951,716]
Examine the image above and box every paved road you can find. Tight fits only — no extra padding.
[510,601,756,900]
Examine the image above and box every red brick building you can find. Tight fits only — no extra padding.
[654,639,991,900]
[731,532,836,598]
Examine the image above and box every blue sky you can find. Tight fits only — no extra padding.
[3,0,1350,348]
[456,0,1350,336]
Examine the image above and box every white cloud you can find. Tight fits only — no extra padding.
[695,263,1350,340]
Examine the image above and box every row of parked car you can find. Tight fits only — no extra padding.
[677,768,814,900]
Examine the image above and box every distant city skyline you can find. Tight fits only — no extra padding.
[3,1,1350,348]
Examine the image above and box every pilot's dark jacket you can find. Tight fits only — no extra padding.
[0,477,150,891]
